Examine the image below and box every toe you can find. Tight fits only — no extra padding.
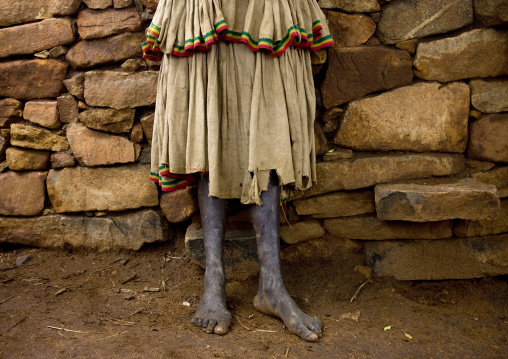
[214,320,229,335]
[202,319,209,328]
[198,318,204,327]
[291,324,319,342]
[206,320,217,334]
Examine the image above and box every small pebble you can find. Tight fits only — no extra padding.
[15,255,32,266]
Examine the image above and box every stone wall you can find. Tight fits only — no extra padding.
[0,0,507,280]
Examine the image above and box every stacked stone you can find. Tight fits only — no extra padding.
[277,0,508,280]
[0,0,179,251]
[1,0,507,280]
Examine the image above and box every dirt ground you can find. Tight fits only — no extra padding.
[1,228,507,359]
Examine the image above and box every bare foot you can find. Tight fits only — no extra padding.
[253,286,322,341]
[192,291,232,335]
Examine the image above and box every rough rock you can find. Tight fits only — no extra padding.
[0,209,168,251]
[23,101,61,129]
[67,123,138,166]
[294,190,375,218]
[467,114,508,163]
[298,153,465,198]
[51,149,77,169]
[375,180,500,222]
[0,60,67,100]
[83,0,113,9]
[0,0,81,27]
[322,46,413,108]
[454,199,508,237]
[77,8,142,40]
[185,223,259,281]
[130,124,144,143]
[0,137,7,161]
[0,18,75,58]
[280,219,326,245]
[414,28,508,82]
[138,146,151,164]
[334,82,470,152]
[84,71,158,109]
[114,0,133,8]
[473,0,508,26]
[63,73,85,101]
[325,11,376,48]
[322,148,353,161]
[0,171,47,216]
[472,166,508,191]
[57,94,79,124]
[46,164,158,213]
[0,99,23,128]
[160,186,198,223]
[79,108,135,133]
[10,124,69,152]
[6,147,51,171]
[364,234,508,280]
[324,214,452,240]
[142,0,159,10]
[319,0,380,12]
[66,32,145,68]
[314,122,328,155]
[470,78,508,113]
[121,58,148,72]
[377,0,473,44]
[140,113,155,145]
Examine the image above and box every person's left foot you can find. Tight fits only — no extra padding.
[253,286,322,341]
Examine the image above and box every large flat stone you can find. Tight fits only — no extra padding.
[114,0,133,9]
[375,180,500,222]
[47,164,159,213]
[79,108,135,133]
[322,46,413,108]
[294,190,375,218]
[473,0,508,26]
[467,114,508,163]
[66,32,145,68]
[414,28,508,82]
[0,171,47,216]
[0,18,75,58]
[67,123,138,166]
[10,123,69,151]
[0,209,169,251]
[325,11,376,48]
[185,223,259,281]
[23,101,61,129]
[0,0,81,27]
[335,82,469,152]
[364,234,508,280]
[84,71,158,109]
[299,153,465,198]
[324,214,452,240]
[319,0,380,12]
[160,186,198,223]
[377,0,473,44]
[0,60,67,100]
[280,219,326,245]
[6,147,51,171]
[454,199,508,237]
[470,78,508,113]
[471,166,508,193]
[83,0,113,9]
[77,7,142,40]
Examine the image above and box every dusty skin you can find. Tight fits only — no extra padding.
[1,232,508,357]
[193,176,321,341]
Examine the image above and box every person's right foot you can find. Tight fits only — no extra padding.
[192,289,231,335]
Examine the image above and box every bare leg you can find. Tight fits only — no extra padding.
[192,177,231,335]
[250,175,322,341]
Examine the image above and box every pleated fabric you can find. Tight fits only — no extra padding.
[146,0,333,204]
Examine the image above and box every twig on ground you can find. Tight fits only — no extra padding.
[0,267,17,272]
[47,326,91,334]
[0,316,27,337]
[115,307,146,319]
[285,347,290,358]
[350,279,373,303]
[234,316,252,331]
[120,274,137,285]
[54,288,68,296]
[0,295,14,305]
[97,331,129,341]
[255,329,276,333]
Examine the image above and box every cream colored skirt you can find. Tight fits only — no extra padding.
[150,41,317,204]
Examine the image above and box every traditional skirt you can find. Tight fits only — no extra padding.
[143,0,333,204]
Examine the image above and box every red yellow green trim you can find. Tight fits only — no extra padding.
[142,19,334,61]
[150,165,197,191]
